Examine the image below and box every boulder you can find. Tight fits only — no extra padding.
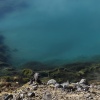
[79,79,87,84]
[47,79,57,85]
[61,81,69,89]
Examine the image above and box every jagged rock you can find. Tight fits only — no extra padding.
[47,79,57,85]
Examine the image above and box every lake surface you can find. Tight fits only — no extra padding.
[0,0,100,66]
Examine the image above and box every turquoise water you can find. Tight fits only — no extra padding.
[0,0,100,65]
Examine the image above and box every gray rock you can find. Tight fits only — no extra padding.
[47,79,57,85]
[61,81,69,89]
[34,73,40,82]
[79,79,86,84]
[27,92,35,97]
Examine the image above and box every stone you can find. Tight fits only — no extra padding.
[79,79,87,84]
[47,79,57,85]
[61,81,69,89]
[27,92,35,97]
[34,73,40,81]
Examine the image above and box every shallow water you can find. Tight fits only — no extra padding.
[0,0,100,66]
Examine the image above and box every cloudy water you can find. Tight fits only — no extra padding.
[0,0,100,66]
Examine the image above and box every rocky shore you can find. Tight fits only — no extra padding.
[0,73,100,100]
[0,83,100,100]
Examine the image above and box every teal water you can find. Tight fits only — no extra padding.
[0,0,100,66]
